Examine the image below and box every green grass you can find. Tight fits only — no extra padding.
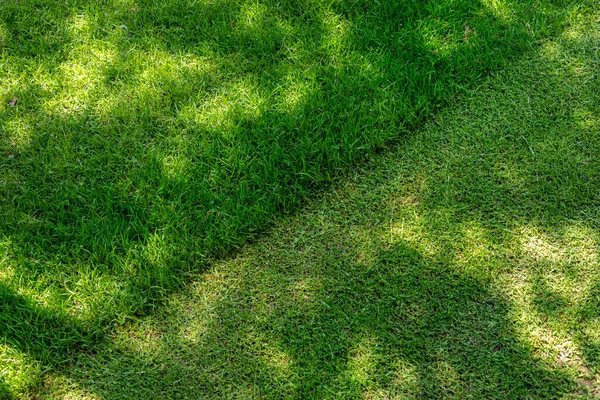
[25,8,600,398]
[0,0,595,397]
[23,7,600,398]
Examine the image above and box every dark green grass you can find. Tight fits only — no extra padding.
[0,0,590,395]
[30,9,600,398]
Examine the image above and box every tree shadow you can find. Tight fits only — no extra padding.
[0,0,586,395]
[56,241,575,398]
[0,282,93,361]
[33,12,600,397]
[0,282,94,399]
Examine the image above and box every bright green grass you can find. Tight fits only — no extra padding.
[0,0,594,396]
[15,7,600,399]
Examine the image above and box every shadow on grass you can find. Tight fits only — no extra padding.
[31,12,600,399]
[59,243,574,398]
[0,283,92,362]
[0,0,590,396]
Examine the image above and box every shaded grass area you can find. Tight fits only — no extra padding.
[0,0,583,389]
[26,9,600,399]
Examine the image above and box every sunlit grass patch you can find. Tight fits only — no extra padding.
[0,345,39,398]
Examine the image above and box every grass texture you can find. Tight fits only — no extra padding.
[27,7,600,398]
[0,0,595,396]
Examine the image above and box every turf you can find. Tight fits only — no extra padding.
[12,5,600,398]
[0,0,595,397]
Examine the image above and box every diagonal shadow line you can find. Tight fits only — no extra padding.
[0,0,586,395]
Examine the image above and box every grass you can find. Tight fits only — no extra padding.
[0,0,596,397]
[8,4,599,398]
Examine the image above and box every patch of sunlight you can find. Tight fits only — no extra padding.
[480,0,516,24]
[39,372,102,400]
[239,1,269,30]
[573,108,599,131]
[321,10,352,56]
[583,321,600,343]
[320,9,381,84]
[545,7,600,58]
[67,14,91,39]
[539,40,562,60]
[137,50,217,85]
[15,280,65,318]
[1,117,33,150]
[521,232,564,264]
[31,69,61,94]
[507,223,597,305]
[137,49,216,81]
[0,344,40,397]
[179,78,265,135]
[346,334,378,387]
[94,50,218,120]
[142,232,173,266]
[277,72,316,112]
[498,223,600,367]
[60,389,101,400]
[517,224,598,268]
[389,213,437,257]
[390,358,420,397]
[161,155,192,181]
[454,221,494,272]
[0,244,16,293]
[290,277,320,308]
[47,273,123,322]
[354,356,421,399]
[0,240,14,281]
[244,330,294,378]
[421,23,462,58]
[553,339,584,368]
[112,0,137,8]
[274,13,295,37]
[179,317,211,344]
[499,275,572,366]
[562,223,599,265]
[44,45,116,117]
[527,326,580,365]
[0,79,18,106]
[561,18,589,42]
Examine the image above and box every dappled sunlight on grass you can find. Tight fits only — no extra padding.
[574,108,599,130]
[480,0,518,24]
[345,334,380,387]
[1,0,597,397]
[25,9,600,397]
[390,213,440,258]
[1,117,34,150]
[0,345,39,397]
[182,78,267,132]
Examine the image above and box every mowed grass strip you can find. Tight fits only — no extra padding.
[30,8,600,399]
[0,0,588,394]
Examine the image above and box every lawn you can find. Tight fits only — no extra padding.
[24,6,600,398]
[0,0,597,397]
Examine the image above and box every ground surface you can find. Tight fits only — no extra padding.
[12,6,599,399]
[1,0,599,398]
